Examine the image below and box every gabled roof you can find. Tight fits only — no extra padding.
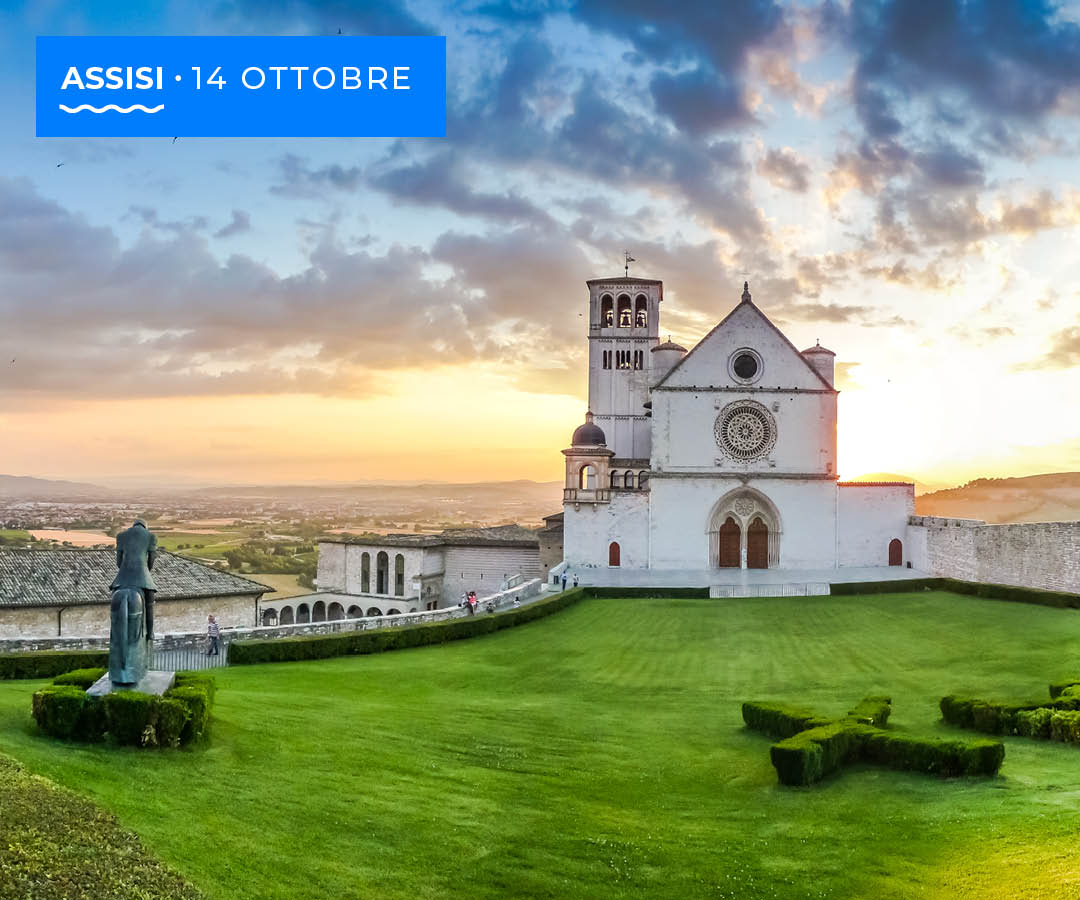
[653,289,836,391]
[0,549,268,609]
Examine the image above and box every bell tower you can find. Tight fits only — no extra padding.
[585,276,661,461]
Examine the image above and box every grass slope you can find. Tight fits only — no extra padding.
[0,753,201,899]
[2,591,1080,899]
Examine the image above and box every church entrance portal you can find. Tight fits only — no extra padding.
[888,538,902,566]
[747,517,769,569]
[717,517,740,567]
[707,488,781,569]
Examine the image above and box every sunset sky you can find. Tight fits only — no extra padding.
[1,0,1079,488]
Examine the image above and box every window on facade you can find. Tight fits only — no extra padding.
[635,295,647,327]
[733,352,759,379]
[600,294,613,327]
[376,551,388,594]
[617,294,632,327]
[610,470,620,488]
[638,470,649,489]
[631,349,643,370]
[394,553,405,596]
[361,551,370,593]
[616,350,632,369]
[602,349,611,369]
[579,465,596,490]
[624,470,635,488]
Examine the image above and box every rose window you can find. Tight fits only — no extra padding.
[714,401,777,461]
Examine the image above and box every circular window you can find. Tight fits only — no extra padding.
[728,348,763,384]
[714,400,777,462]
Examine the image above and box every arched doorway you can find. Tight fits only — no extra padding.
[608,542,621,566]
[707,488,782,569]
[716,517,741,567]
[328,602,345,620]
[312,600,326,622]
[888,538,903,566]
[747,517,769,569]
[279,606,294,625]
[296,603,310,624]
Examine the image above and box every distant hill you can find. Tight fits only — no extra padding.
[844,472,948,496]
[915,473,1080,524]
[186,480,562,501]
[0,474,112,500]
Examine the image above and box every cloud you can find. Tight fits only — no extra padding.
[757,146,811,192]
[367,150,555,226]
[649,66,751,134]
[1028,324,1080,369]
[835,0,1080,143]
[214,210,251,239]
[213,0,431,35]
[912,143,984,188]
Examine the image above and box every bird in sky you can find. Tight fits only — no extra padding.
[9,358,15,364]
[337,28,342,34]
[55,163,64,168]
[172,136,179,144]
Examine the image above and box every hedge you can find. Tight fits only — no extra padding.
[32,670,215,748]
[830,577,1080,609]
[941,677,1080,742]
[0,753,202,899]
[745,695,1004,785]
[229,587,585,665]
[581,587,710,599]
[52,668,107,689]
[0,649,108,681]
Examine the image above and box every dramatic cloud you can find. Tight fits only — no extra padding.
[1034,324,1080,368]
[757,146,811,192]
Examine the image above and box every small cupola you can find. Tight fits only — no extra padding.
[801,339,836,387]
[650,336,687,386]
[571,410,607,447]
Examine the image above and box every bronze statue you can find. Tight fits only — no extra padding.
[108,519,157,685]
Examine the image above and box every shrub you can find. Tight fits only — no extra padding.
[230,588,585,666]
[168,686,211,744]
[741,702,832,740]
[846,696,891,727]
[153,698,190,748]
[31,685,86,740]
[746,695,1003,785]
[1049,679,1080,700]
[104,691,156,746]
[52,668,107,689]
[0,650,108,680]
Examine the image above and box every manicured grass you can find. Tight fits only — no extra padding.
[3,591,1080,899]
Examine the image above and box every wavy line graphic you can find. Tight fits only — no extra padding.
[58,103,165,114]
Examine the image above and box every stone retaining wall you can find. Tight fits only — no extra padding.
[907,517,1079,594]
[0,579,545,655]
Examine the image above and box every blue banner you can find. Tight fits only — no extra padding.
[36,35,446,138]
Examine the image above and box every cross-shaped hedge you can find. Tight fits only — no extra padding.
[742,696,1005,786]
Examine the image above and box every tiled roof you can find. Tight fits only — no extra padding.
[0,549,268,609]
[322,524,540,550]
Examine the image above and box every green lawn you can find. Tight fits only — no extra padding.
[3,591,1080,899]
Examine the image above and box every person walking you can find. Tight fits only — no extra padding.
[573,574,579,589]
[561,572,568,591]
[206,614,221,656]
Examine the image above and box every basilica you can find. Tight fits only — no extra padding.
[560,277,914,581]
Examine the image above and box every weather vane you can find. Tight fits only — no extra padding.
[624,250,635,278]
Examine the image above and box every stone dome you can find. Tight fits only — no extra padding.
[571,411,606,447]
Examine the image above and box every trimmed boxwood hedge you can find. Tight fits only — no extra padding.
[745,695,1004,785]
[32,670,215,748]
[940,678,1080,742]
[830,577,1080,609]
[0,649,108,681]
[229,587,585,665]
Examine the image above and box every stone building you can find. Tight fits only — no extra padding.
[561,277,915,580]
[262,525,543,625]
[0,548,268,638]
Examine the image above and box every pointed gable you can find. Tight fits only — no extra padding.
[655,290,835,391]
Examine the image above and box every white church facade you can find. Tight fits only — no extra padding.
[560,277,915,582]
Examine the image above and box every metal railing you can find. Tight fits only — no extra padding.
[149,645,228,671]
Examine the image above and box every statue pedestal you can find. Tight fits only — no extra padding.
[87,670,176,698]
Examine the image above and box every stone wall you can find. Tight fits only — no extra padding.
[907,516,1079,594]
[837,484,914,567]
[0,593,261,640]
[0,578,544,655]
